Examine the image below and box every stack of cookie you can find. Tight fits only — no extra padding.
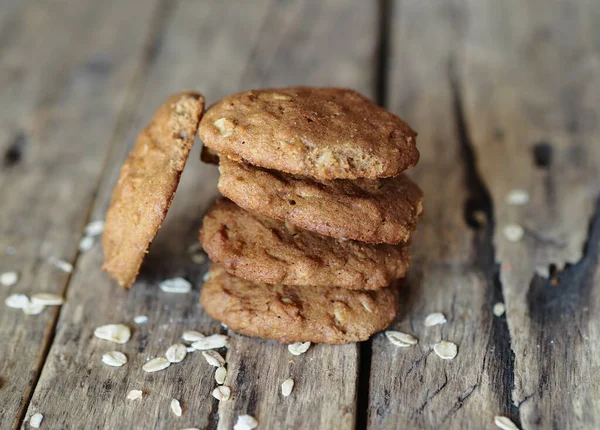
[198,88,424,344]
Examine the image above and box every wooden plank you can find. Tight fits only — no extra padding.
[461,0,600,428]
[0,0,161,427]
[217,1,378,428]
[25,0,379,428]
[367,1,516,428]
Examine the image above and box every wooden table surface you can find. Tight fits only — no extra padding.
[1,0,599,429]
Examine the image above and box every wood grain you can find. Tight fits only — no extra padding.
[461,0,600,427]
[367,1,516,428]
[0,0,160,426]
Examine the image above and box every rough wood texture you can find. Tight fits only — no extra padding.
[367,1,515,428]
[461,0,600,427]
[0,0,160,426]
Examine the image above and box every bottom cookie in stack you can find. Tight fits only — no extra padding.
[200,264,400,344]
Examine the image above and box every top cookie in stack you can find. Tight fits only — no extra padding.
[198,87,424,344]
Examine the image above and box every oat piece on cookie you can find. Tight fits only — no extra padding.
[200,264,400,344]
[217,158,424,244]
[200,199,410,289]
[102,92,205,287]
[199,87,419,180]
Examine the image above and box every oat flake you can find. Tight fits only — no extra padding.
[281,378,294,397]
[182,330,205,342]
[385,331,418,347]
[202,350,225,367]
[133,315,148,324]
[5,293,30,309]
[424,312,447,327]
[493,302,506,317]
[503,224,524,242]
[494,415,520,430]
[234,415,258,430]
[78,236,95,252]
[48,257,73,273]
[127,389,143,400]
[191,334,228,350]
[215,366,227,384]
[31,293,64,306]
[0,271,19,286]
[506,189,529,206]
[23,302,45,315]
[288,342,311,356]
[202,272,211,282]
[102,351,128,367]
[30,413,44,428]
[159,277,192,294]
[94,324,131,344]
[212,385,231,401]
[85,220,105,236]
[142,357,171,373]
[165,344,187,363]
[433,341,458,359]
[171,399,182,417]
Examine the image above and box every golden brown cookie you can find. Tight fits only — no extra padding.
[200,199,410,290]
[199,87,419,180]
[102,92,205,288]
[217,158,424,244]
[200,264,399,344]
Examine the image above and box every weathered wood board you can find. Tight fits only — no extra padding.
[0,0,160,426]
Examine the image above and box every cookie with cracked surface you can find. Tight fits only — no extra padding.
[200,264,400,344]
[102,92,205,288]
[217,158,424,244]
[200,199,411,290]
[199,87,419,180]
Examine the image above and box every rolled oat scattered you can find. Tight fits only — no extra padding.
[288,342,311,356]
[171,399,182,417]
[48,257,73,273]
[424,312,447,327]
[281,378,294,397]
[133,315,148,324]
[202,272,211,282]
[0,271,19,286]
[186,346,195,353]
[78,236,95,252]
[142,357,171,373]
[385,331,418,347]
[23,302,46,315]
[212,385,231,401]
[182,330,205,342]
[494,415,520,430]
[5,294,30,309]
[94,324,131,344]
[493,302,506,317]
[85,220,105,236]
[503,224,524,242]
[505,189,529,206]
[191,334,228,350]
[202,350,226,367]
[159,277,192,294]
[30,413,44,428]
[215,366,227,384]
[31,293,64,306]
[127,389,143,400]
[234,415,258,430]
[433,341,458,359]
[102,351,128,367]
[165,344,187,363]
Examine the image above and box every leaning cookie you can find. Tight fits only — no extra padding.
[200,264,400,344]
[217,158,424,244]
[102,92,205,288]
[200,199,410,290]
[199,87,419,180]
